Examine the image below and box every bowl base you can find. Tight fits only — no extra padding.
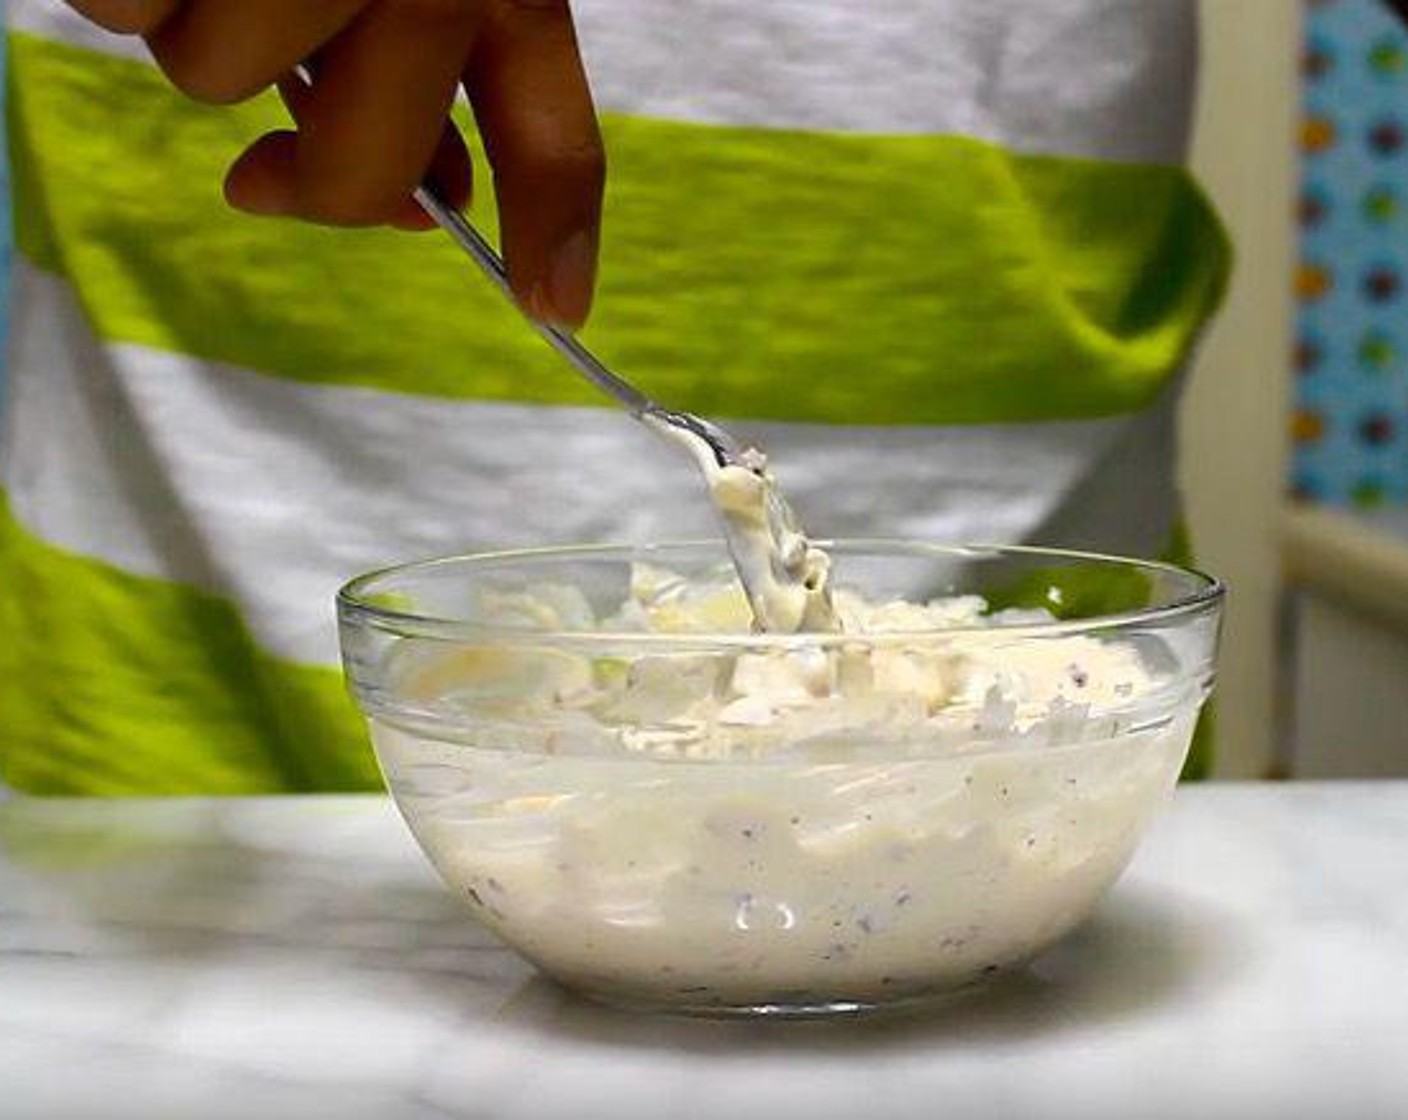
[562,971,1007,1021]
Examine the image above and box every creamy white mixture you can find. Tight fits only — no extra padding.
[645,415,837,633]
[373,571,1196,1011]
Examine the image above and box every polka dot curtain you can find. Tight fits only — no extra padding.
[1296,0,1408,507]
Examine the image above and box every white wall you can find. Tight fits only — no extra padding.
[1181,0,1299,777]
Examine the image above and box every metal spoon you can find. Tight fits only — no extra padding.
[410,186,754,472]
[284,65,747,470]
[400,167,834,631]
[286,71,824,626]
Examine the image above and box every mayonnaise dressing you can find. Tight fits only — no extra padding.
[373,572,1194,1011]
[644,415,838,634]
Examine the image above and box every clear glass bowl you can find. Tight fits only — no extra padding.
[338,541,1222,1018]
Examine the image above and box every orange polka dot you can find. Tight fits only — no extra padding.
[1302,116,1337,153]
[1292,410,1326,443]
[1296,263,1332,301]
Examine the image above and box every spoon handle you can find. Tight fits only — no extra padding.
[410,185,652,417]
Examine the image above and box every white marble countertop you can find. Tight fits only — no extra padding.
[2,784,1406,1120]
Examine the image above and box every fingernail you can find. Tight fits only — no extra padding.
[536,228,597,328]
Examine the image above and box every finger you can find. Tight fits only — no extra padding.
[227,79,472,230]
[284,0,480,226]
[63,0,180,36]
[224,130,300,216]
[466,0,604,327]
[145,0,369,104]
[387,126,474,230]
[272,73,472,231]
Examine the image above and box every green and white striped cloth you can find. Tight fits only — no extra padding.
[0,0,1229,793]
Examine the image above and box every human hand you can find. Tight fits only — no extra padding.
[66,0,605,326]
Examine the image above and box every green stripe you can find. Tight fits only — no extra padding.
[8,33,1229,425]
[0,489,1213,793]
[0,491,377,795]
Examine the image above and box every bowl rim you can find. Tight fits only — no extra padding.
[337,539,1225,648]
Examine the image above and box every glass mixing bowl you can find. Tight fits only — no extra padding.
[338,541,1222,1018]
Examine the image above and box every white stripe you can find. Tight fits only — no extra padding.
[577,0,1196,162]
[0,263,1175,666]
[11,0,1195,163]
